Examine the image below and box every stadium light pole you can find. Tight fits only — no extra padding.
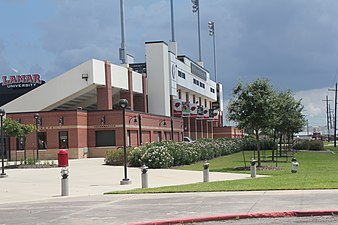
[192,0,202,62]
[208,21,217,82]
[119,0,127,64]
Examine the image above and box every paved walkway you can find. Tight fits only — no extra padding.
[0,158,262,204]
[0,159,338,224]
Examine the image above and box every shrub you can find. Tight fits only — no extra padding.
[139,144,174,168]
[123,138,243,169]
[104,147,132,166]
[293,140,324,150]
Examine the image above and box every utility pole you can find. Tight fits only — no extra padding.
[329,83,337,147]
[329,104,333,129]
[322,96,332,141]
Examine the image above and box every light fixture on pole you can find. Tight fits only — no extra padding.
[0,109,7,178]
[191,0,202,62]
[34,113,40,162]
[159,119,167,126]
[138,114,142,146]
[119,0,127,64]
[208,21,217,82]
[119,99,131,185]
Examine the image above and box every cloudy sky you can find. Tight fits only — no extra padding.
[1,0,338,128]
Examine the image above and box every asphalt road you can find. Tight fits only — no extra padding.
[1,190,338,225]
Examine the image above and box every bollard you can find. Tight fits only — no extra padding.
[203,160,209,182]
[291,157,299,173]
[140,164,148,188]
[61,167,69,196]
[250,158,257,178]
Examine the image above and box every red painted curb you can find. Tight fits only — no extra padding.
[123,210,338,225]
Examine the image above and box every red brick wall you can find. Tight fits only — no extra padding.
[6,110,184,159]
[213,126,244,139]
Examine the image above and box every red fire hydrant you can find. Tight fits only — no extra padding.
[58,149,68,167]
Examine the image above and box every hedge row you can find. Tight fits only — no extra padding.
[293,140,324,150]
[241,138,277,151]
[105,138,242,169]
[104,138,321,169]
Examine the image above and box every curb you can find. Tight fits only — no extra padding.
[124,210,338,225]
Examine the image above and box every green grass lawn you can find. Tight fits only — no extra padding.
[106,144,338,194]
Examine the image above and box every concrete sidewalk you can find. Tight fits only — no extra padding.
[0,158,261,204]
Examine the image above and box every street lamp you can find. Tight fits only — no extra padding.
[208,21,217,82]
[0,109,7,178]
[138,114,143,146]
[34,113,40,162]
[191,0,202,62]
[119,99,131,185]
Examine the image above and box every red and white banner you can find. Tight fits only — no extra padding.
[182,101,190,117]
[173,99,182,116]
[203,107,209,119]
[212,110,219,121]
[190,103,198,118]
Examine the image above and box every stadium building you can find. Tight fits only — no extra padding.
[1,41,232,160]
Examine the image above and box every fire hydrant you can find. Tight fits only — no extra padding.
[291,157,299,173]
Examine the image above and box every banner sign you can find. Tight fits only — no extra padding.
[190,103,198,118]
[173,99,182,116]
[212,110,219,121]
[197,106,204,119]
[203,107,209,119]
[182,101,190,117]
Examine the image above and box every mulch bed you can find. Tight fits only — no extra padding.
[234,165,284,171]
[5,164,58,169]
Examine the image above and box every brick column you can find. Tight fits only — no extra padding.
[97,60,113,110]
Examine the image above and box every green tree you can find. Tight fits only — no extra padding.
[272,90,306,157]
[3,118,35,163]
[227,78,275,166]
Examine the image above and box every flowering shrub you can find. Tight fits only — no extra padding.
[104,138,279,169]
[125,138,243,169]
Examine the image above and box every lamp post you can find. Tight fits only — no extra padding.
[208,21,217,82]
[192,0,202,62]
[119,99,131,185]
[34,113,40,162]
[0,109,7,178]
[138,114,142,146]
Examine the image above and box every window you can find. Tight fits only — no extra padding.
[59,131,69,149]
[127,130,131,146]
[200,82,205,88]
[210,87,215,93]
[193,79,204,88]
[16,137,25,150]
[178,70,185,79]
[95,130,116,147]
[157,131,162,142]
[38,132,47,149]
